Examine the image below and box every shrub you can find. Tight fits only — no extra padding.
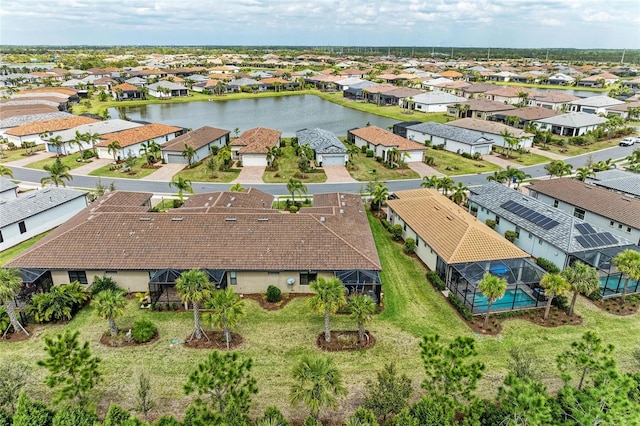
[209,146,219,156]
[424,155,435,166]
[52,405,99,426]
[366,149,375,157]
[131,319,157,344]
[461,152,473,159]
[0,307,9,334]
[380,219,392,232]
[449,293,473,321]
[266,285,282,303]
[289,205,298,213]
[12,392,54,426]
[473,152,482,160]
[172,199,183,208]
[427,271,446,291]
[391,224,403,240]
[536,257,560,273]
[27,283,90,323]
[236,160,243,167]
[404,238,416,255]
[432,143,445,150]
[587,291,603,301]
[504,230,518,243]
[485,219,497,229]
[91,275,119,295]
[552,294,569,311]
[360,145,367,153]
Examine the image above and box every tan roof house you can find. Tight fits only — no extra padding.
[230,127,282,166]
[161,126,230,164]
[349,126,425,163]
[96,123,184,160]
[3,116,100,145]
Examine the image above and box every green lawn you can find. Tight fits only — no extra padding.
[172,160,240,183]
[0,146,46,163]
[1,212,639,420]
[536,137,630,158]
[88,157,158,179]
[263,145,327,183]
[497,81,607,92]
[347,153,420,181]
[25,152,93,171]
[493,149,553,166]
[425,148,501,175]
[0,231,51,266]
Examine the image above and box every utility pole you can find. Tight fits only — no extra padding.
[621,49,626,64]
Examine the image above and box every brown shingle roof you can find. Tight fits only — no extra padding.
[455,98,517,113]
[503,106,560,121]
[484,86,538,98]
[4,116,100,136]
[530,92,580,103]
[161,126,229,152]
[182,188,274,211]
[528,178,640,229]
[0,104,59,120]
[447,118,533,138]
[97,123,183,148]
[113,83,139,92]
[388,189,529,264]
[231,127,282,154]
[350,126,425,151]
[18,87,78,96]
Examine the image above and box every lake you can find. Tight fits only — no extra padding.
[109,95,399,137]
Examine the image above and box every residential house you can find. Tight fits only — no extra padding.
[483,86,538,105]
[459,83,498,99]
[547,73,575,85]
[296,128,348,166]
[93,77,118,92]
[386,188,545,314]
[3,116,100,146]
[577,72,619,87]
[408,91,467,113]
[586,170,640,198]
[447,99,517,120]
[527,178,640,245]
[342,80,377,100]
[528,92,580,111]
[124,77,148,87]
[226,78,266,92]
[569,95,625,114]
[435,70,464,80]
[534,112,607,136]
[111,83,143,101]
[47,119,144,155]
[604,101,640,119]
[446,118,534,149]
[230,127,282,166]
[365,87,424,106]
[147,81,189,98]
[349,126,425,162]
[490,106,560,127]
[469,182,639,298]
[0,186,88,251]
[161,126,230,164]
[392,121,422,139]
[487,71,519,82]
[7,190,382,302]
[406,122,494,156]
[95,123,185,160]
[0,177,18,201]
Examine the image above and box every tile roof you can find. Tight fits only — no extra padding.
[447,118,533,138]
[113,83,139,92]
[484,86,539,97]
[4,116,100,136]
[469,182,636,253]
[97,123,184,148]
[408,122,494,146]
[454,98,517,112]
[18,87,78,97]
[231,127,282,154]
[388,188,529,264]
[161,126,230,152]
[587,170,640,197]
[0,187,87,228]
[500,106,560,121]
[528,178,640,229]
[7,191,380,273]
[0,104,59,120]
[181,188,274,211]
[296,128,347,154]
[461,83,498,94]
[350,126,425,151]
[570,95,625,107]
[536,112,607,128]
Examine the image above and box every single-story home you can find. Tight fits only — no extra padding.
[528,92,580,111]
[483,86,538,105]
[47,119,143,155]
[446,98,517,120]
[387,188,546,314]
[146,81,189,98]
[406,122,494,156]
[226,78,266,92]
[547,73,575,85]
[568,95,625,114]
[230,127,282,166]
[534,112,607,136]
[0,185,88,251]
[112,83,143,101]
[408,91,467,113]
[3,116,100,146]
[296,128,348,166]
[161,126,230,164]
[446,118,534,149]
[7,189,382,302]
[577,72,619,88]
[349,126,425,163]
[95,123,185,160]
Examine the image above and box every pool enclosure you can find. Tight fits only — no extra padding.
[148,269,227,304]
[445,258,547,314]
[570,246,640,299]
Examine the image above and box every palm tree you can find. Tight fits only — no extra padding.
[574,167,595,182]
[561,261,600,316]
[0,165,13,178]
[175,269,214,341]
[347,144,360,160]
[450,181,468,205]
[92,289,127,337]
[147,140,161,162]
[540,273,570,320]
[217,145,232,170]
[545,160,573,179]
[72,131,86,157]
[308,277,346,343]
[0,268,29,336]
[421,175,440,189]
[370,182,388,212]
[107,140,122,163]
[47,135,65,157]
[41,158,72,187]
[436,176,455,196]
[229,183,245,192]
[290,354,347,419]
[86,132,101,156]
[613,249,640,304]
[512,169,531,189]
[347,294,375,344]
[286,178,307,206]
[169,177,194,202]
[182,145,197,166]
[477,273,507,328]
[139,142,152,166]
[204,288,246,350]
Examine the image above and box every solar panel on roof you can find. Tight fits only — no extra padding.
[575,223,596,235]
[575,232,619,249]
[500,200,560,230]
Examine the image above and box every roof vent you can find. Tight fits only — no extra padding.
[341,202,346,206]
[226,203,232,207]
[27,193,37,198]
[42,188,50,193]
[230,197,236,201]
[171,217,183,221]
[139,217,151,221]
[225,217,236,221]
[204,202,209,207]
[320,216,326,222]
[257,217,269,222]
[339,209,344,214]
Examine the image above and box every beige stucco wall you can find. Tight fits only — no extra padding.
[229,270,334,294]
[50,270,150,293]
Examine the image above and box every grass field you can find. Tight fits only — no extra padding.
[172,161,240,183]
[537,137,632,158]
[0,146,46,163]
[88,157,158,179]
[1,212,639,422]
[425,148,501,175]
[25,152,93,171]
[347,153,420,181]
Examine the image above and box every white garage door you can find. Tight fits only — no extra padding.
[166,153,188,164]
[321,154,346,166]
[241,154,267,166]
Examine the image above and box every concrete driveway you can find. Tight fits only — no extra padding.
[322,166,357,183]
[235,166,265,184]
[408,161,445,177]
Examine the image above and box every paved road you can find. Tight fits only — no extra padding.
[7,144,638,196]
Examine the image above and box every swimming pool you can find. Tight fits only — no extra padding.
[471,288,538,312]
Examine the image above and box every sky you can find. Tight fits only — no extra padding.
[0,0,639,49]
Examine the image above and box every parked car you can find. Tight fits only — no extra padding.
[620,137,636,146]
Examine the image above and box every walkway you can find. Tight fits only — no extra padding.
[234,166,266,184]
[529,146,568,161]
[322,165,357,183]
[408,161,445,177]
[4,150,54,167]
[481,154,521,169]
[72,158,112,175]
[143,163,185,181]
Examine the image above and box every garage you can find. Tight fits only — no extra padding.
[318,153,347,166]
[240,154,268,166]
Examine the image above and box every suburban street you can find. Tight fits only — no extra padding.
[7,143,638,196]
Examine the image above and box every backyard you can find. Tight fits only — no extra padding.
[1,212,639,422]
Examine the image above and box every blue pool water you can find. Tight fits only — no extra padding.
[471,288,537,312]
[600,276,639,297]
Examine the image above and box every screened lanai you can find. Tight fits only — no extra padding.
[447,258,547,314]
[571,246,640,298]
[335,270,382,303]
[148,269,227,304]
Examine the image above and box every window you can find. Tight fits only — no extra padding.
[68,271,88,284]
[553,199,559,208]
[403,223,407,231]
[229,271,237,285]
[0,230,3,243]
[573,208,585,220]
[528,233,533,239]
[538,238,543,245]
[610,221,615,227]
[18,221,26,234]
[515,227,521,238]
[626,227,632,233]
[495,216,500,225]
[300,271,317,285]
[618,224,623,230]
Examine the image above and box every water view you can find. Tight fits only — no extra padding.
[110,95,399,137]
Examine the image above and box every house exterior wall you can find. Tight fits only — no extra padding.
[405,130,492,155]
[414,102,449,113]
[405,149,424,162]
[471,203,568,270]
[240,153,267,166]
[50,270,149,293]
[480,133,533,149]
[228,270,334,294]
[533,193,640,245]
[318,153,348,166]
[388,210,438,270]
[0,195,87,251]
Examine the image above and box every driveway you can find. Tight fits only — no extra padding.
[322,166,356,183]
[407,161,445,177]
[4,150,55,167]
[234,166,265,184]
[143,163,185,181]
[481,154,521,169]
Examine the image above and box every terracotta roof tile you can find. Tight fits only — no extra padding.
[97,123,183,148]
[350,126,425,151]
[5,116,100,136]
[231,127,282,154]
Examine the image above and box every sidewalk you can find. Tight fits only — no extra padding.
[529,146,568,161]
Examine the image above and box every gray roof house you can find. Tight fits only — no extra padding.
[586,170,640,198]
[226,78,266,92]
[406,121,494,156]
[569,95,625,114]
[296,128,348,166]
[534,112,607,137]
[0,177,18,201]
[0,187,88,251]
[409,91,467,113]
[49,119,144,155]
[469,182,639,298]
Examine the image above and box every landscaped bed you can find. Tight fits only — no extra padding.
[263,145,327,183]
[25,152,94,171]
[172,160,240,183]
[347,153,419,181]
[88,157,159,179]
[424,147,501,175]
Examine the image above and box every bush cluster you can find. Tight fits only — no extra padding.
[265,285,282,303]
[448,293,473,321]
[426,271,446,291]
[536,257,561,273]
[404,238,416,255]
[27,283,90,323]
[90,275,119,296]
[131,319,157,343]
